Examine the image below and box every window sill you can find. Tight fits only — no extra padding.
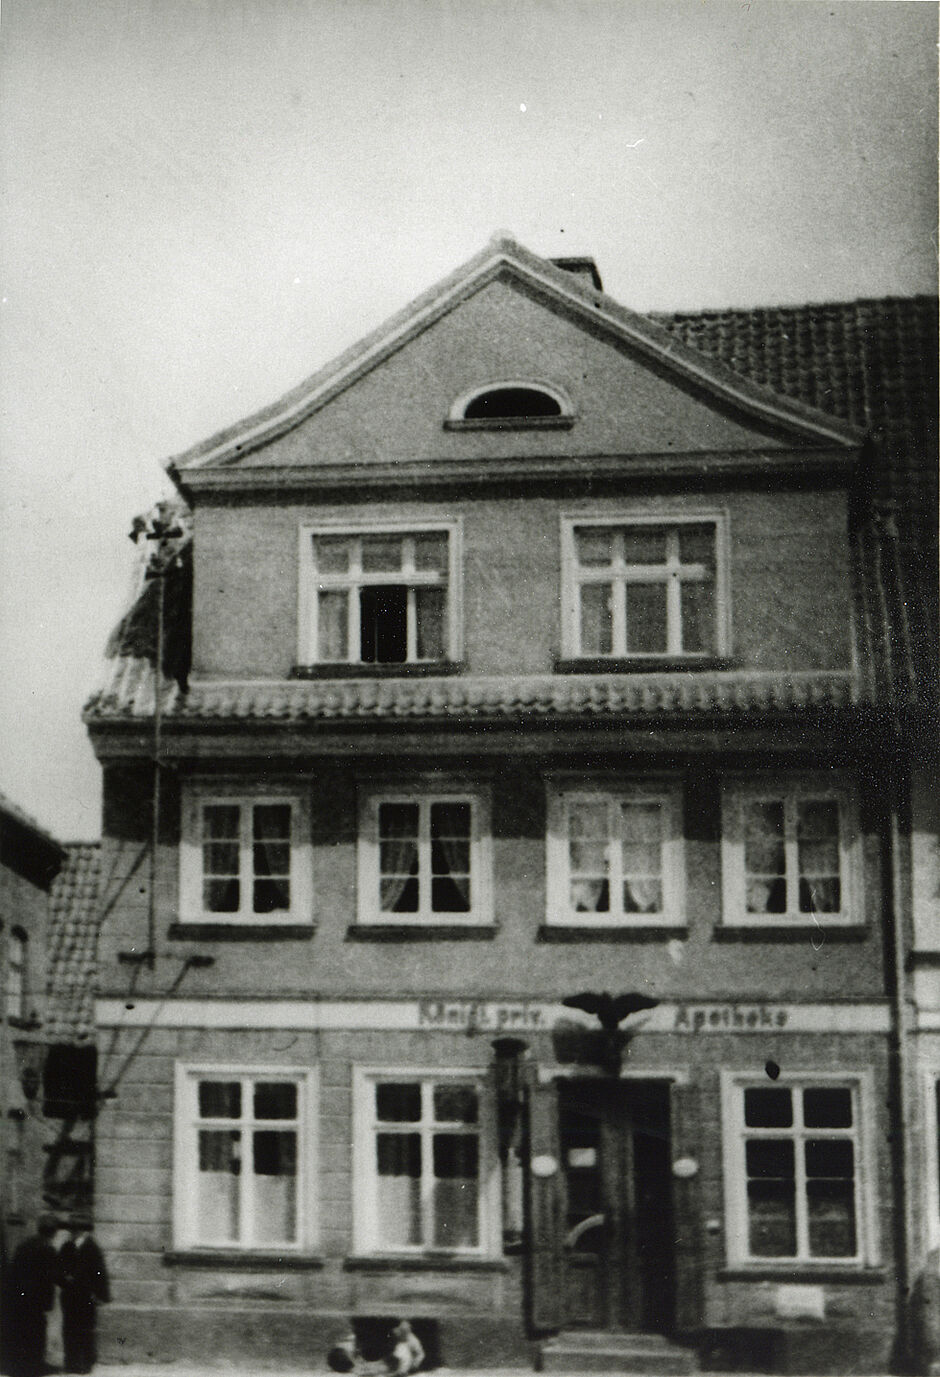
[168,923,315,941]
[718,1266,885,1285]
[6,1015,42,1031]
[348,923,498,942]
[344,1254,508,1273]
[539,923,687,943]
[163,1250,324,1270]
[444,417,573,432]
[291,662,464,679]
[554,656,731,675]
[715,924,867,942]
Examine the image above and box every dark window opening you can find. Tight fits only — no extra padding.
[463,387,562,420]
[360,586,407,663]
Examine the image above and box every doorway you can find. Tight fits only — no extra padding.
[557,1079,675,1332]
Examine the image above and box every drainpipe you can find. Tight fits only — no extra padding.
[889,759,916,1368]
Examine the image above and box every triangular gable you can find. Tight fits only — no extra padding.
[168,235,862,479]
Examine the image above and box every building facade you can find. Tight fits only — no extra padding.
[84,239,937,1373]
[0,795,64,1258]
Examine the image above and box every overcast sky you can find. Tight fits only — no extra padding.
[1,0,936,840]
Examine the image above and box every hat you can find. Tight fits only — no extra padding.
[37,1214,59,1236]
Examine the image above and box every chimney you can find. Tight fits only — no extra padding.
[550,256,603,293]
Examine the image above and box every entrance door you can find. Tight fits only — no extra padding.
[558,1080,674,1332]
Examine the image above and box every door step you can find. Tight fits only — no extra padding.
[538,1330,696,1374]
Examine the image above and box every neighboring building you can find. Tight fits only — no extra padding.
[0,792,65,1259]
[44,843,103,1222]
[84,238,937,1373]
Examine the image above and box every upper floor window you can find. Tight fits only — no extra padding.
[5,928,27,1020]
[721,1073,876,1267]
[446,381,573,429]
[546,782,684,927]
[358,785,492,926]
[180,787,312,926]
[301,524,459,666]
[721,777,858,927]
[562,515,728,660]
[173,1065,316,1252]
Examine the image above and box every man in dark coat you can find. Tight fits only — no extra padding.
[6,1214,59,1377]
[57,1216,109,1375]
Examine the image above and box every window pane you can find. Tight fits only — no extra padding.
[415,586,446,660]
[806,1139,856,1257]
[199,1081,242,1119]
[253,1130,298,1245]
[197,1130,240,1242]
[204,878,240,912]
[252,805,291,911]
[432,1135,479,1248]
[205,842,240,874]
[744,801,786,913]
[681,579,714,654]
[579,584,612,655]
[254,1083,297,1120]
[204,804,239,839]
[430,799,471,910]
[376,1082,421,1122]
[433,1084,479,1124]
[317,590,348,660]
[574,527,613,567]
[747,1179,797,1257]
[800,877,841,913]
[807,1180,857,1257]
[746,1139,796,1257]
[678,524,716,565]
[621,526,666,564]
[360,585,407,663]
[625,584,667,653]
[623,878,662,913]
[361,534,404,572]
[315,536,350,574]
[744,1087,793,1128]
[803,1087,853,1129]
[620,802,662,914]
[414,532,448,573]
[571,880,609,911]
[376,1133,422,1247]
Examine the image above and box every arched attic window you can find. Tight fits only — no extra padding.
[446,381,574,430]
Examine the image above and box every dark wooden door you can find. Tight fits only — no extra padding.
[558,1081,674,1332]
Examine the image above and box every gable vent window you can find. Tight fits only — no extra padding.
[447,382,573,430]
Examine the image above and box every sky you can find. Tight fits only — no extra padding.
[0,0,936,840]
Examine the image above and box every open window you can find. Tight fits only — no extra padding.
[300,524,459,667]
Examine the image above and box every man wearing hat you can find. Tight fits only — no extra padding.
[57,1214,110,1374]
[6,1214,60,1377]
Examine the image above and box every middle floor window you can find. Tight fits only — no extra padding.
[358,786,492,925]
[546,782,684,926]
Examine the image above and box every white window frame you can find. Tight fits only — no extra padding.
[173,1063,318,1253]
[298,520,462,666]
[546,779,685,927]
[357,783,492,926]
[720,775,859,928]
[921,1064,940,1258]
[720,1069,879,1269]
[179,784,312,926]
[560,512,730,660]
[352,1066,500,1257]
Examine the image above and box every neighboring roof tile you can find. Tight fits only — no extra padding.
[47,843,101,1043]
[87,668,861,726]
[0,789,63,851]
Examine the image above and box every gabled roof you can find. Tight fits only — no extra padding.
[47,843,101,1043]
[0,789,65,888]
[167,235,861,480]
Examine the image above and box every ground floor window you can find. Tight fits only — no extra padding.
[353,1069,497,1255]
[174,1065,315,1251]
[721,1072,877,1267]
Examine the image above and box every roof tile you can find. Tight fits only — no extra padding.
[47,843,101,1043]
